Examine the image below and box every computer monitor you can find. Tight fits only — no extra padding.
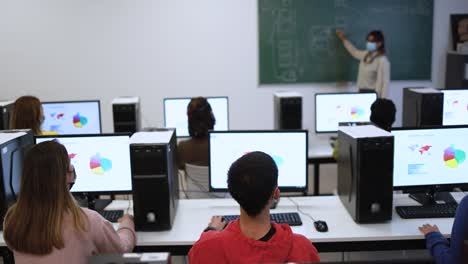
[35,134,132,195]
[0,130,34,226]
[41,100,102,135]
[164,97,229,137]
[315,93,377,133]
[441,89,468,126]
[392,126,468,205]
[209,130,308,192]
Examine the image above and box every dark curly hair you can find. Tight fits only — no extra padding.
[228,151,278,217]
[370,98,396,132]
[187,97,215,138]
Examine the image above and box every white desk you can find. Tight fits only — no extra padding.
[116,193,459,254]
[308,135,335,195]
[0,193,460,255]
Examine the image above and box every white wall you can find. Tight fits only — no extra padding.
[1,0,467,133]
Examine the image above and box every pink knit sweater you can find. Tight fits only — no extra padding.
[8,208,136,264]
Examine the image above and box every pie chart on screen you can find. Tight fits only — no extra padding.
[73,113,88,128]
[89,153,112,175]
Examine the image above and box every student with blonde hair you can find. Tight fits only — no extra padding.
[3,140,136,264]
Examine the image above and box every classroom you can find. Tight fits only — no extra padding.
[1,0,468,263]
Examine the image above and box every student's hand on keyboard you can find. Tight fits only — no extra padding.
[418,224,440,235]
[208,216,227,231]
[118,214,134,223]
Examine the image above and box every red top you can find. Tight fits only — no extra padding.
[189,219,320,264]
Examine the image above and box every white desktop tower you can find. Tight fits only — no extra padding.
[273,92,302,129]
[112,97,141,134]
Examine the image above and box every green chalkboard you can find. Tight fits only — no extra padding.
[259,0,433,84]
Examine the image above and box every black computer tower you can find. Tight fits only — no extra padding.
[0,101,14,130]
[112,97,141,134]
[403,88,443,127]
[0,129,34,229]
[445,52,468,89]
[337,125,394,223]
[130,130,179,231]
[273,92,302,129]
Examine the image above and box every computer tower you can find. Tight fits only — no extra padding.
[445,52,468,89]
[337,125,394,223]
[112,97,141,134]
[273,92,302,129]
[130,129,179,231]
[402,88,443,127]
[0,129,34,229]
[0,101,14,130]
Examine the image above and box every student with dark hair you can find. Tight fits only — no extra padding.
[333,98,396,159]
[370,98,396,132]
[3,141,136,263]
[336,30,390,98]
[10,95,44,135]
[188,151,320,263]
[177,97,215,170]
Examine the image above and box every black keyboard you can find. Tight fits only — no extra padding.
[99,210,124,222]
[396,204,458,219]
[222,212,302,226]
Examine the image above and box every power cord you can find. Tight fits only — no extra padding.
[126,195,131,213]
[288,197,316,222]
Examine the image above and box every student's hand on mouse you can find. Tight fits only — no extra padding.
[336,29,346,41]
[208,216,226,231]
[118,214,134,223]
[418,224,440,235]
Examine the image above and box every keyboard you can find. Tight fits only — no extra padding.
[99,210,124,222]
[396,204,457,219]
[222,212,302,226]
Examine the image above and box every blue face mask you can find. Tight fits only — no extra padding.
[366,42,377,52]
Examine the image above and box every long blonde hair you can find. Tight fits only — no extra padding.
[4,141,87,255]
[10,96,43,135]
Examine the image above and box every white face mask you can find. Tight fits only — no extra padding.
[366,42,378,52]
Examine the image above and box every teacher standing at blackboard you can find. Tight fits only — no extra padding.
[336,30,390,98]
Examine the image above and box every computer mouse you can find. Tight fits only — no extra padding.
[314,220,328,232]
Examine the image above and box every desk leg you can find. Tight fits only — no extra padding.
[314,163,320,196]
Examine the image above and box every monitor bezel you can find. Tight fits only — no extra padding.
[391,125,468,191]
[439,88,468,126]
[208,129,309,193]
[314,92,377,134]
[41,100,102,134]
[163,96,230,138]
[34,133,132,195]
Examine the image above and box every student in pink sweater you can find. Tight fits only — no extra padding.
[3,140,136,264]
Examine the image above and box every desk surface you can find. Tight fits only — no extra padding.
[116,193,460,247]
[308,135,334,159]
[0,193,461,249]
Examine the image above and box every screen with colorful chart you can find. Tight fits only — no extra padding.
[41,101,101,135]
[164,97,229,137]
[35,135,131,193]
[441,89,468,126]
[209,131,308,191]
[315,93,377,133]
[392,127,468,188]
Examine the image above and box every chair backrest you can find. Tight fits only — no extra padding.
[183,163,211,199]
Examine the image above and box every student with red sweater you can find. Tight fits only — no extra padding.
[188,151,320,263]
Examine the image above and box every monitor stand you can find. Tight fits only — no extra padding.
[74,194,112,212]
[409,190,457,206]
